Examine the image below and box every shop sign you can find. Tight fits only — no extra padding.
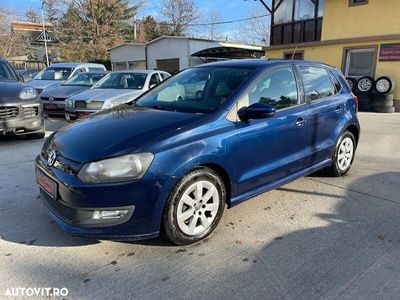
[379,43,400,61]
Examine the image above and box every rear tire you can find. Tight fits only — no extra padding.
[375,76,395,94]
[162,167,226,245]
[373,106,395,113]
[326,131,356,177]
[346,77,357,93]
[373,93,394,101]
[357,76,375,93]
[372,100,394,107]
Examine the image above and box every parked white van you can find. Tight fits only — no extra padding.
[29,62,107,94]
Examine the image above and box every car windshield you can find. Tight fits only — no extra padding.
[135,67,255,113]
[93,72,147,90]
[0,61,18,81]
[34,67,74,81]
[64,72,106,86]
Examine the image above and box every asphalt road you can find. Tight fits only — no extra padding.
[1,113,400,299]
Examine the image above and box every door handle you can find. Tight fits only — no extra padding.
[335,106,342,114]
[295,118,305,127]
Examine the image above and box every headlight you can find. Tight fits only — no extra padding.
[102,99,122,109]
[78,153,154,183]
[66,98,73,107]
[19,87,38,100]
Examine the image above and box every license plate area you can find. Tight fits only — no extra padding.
[36,168,57,199]
[45,104,57,110]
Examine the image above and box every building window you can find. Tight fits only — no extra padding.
[274,0,294,24]
[271,0,324,46]
[294,0,315,21]
[283,51,304,60]
[343,47,377,78]
[349,0,369,7]
[112,62,127,71]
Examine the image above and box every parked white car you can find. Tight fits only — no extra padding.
[65,70,170,120]
[28,62,107,94]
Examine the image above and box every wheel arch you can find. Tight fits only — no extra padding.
[345,124,360,146]
[197,163,233,208]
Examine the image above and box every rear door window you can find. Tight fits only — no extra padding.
[299,66,335,101]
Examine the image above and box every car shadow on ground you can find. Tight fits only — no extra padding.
[199,171,400,299]
[2,171,399,298]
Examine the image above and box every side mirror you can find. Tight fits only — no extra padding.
[150,83,157,89]
[18,75,26,82]
[238,103,276,121]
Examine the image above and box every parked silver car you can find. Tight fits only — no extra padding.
[65,70,170,120]
[40,72,107,116]
[28,62,107,94]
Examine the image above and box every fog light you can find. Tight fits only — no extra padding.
[92,209,130,220]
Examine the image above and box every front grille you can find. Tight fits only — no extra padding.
[0,106,19,119]
[41,97,66,102]
[41,190,77,223]
[23,107,39,118]
[75,100,103,110]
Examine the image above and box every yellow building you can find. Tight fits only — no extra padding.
[264,0,400,106]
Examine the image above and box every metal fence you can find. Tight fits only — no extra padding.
[8,60,47,71]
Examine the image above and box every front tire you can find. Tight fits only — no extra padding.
[162,167,226,245]
[326,131,356,177]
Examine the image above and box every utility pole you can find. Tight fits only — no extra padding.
[41,0,49,67]
[133,16,137,42]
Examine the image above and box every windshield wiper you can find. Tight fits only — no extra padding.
[151,105,170,111]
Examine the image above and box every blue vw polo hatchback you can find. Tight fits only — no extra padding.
[35,60,360,245]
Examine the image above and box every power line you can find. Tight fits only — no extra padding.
[174,14,271,27]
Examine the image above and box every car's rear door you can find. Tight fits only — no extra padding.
[236,66,308,197]
[298,65,344,167]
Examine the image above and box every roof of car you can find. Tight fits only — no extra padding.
[195,59,329,69]
[48,62,106,68]
[111,70,169,74]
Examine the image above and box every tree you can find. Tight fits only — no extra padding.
[58,0,142,61]
[160,0,199,36]
[140,15,171,41]
[43,0,61,25]
[26,7,39,23]
[206,9,222,40]
[0,8,31,58]
[237,10,270,45]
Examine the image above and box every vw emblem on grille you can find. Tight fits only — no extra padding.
[49,97,54,101]
[48,150,57,166]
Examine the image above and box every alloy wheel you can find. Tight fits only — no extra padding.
[337,137,354,171]
[176,180,220,236]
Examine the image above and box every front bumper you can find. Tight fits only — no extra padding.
[0,102,44,135]
[42,100,65,115]
[35,154,178,240]
[65,106,98,121]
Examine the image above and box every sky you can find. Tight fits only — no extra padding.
[0,0,271,40]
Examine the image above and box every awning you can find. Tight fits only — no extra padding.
[191,46,264,59]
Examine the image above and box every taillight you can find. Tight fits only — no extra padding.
[352,93,358,113]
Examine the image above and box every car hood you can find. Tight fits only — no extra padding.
[51,105,205,163]
[29,80,64,90]
[0,81,31,102]
[40,85,89,99]
[69,88,144,103]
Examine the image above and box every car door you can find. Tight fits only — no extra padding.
[298,66,344,167]
[237,66,308,196]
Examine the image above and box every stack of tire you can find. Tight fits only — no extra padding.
[372,76,396,113]
[346,76,396,113]
[346,76,374,112]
